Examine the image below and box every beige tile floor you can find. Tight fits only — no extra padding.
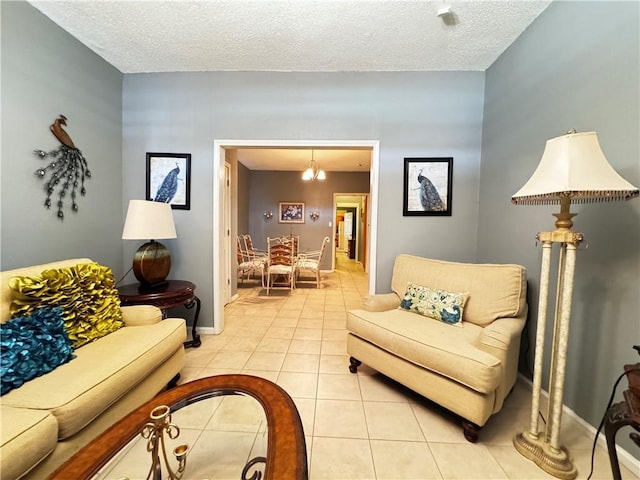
[173,252,639,480]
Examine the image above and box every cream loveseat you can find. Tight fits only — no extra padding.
[347,254,527,442]
[0,259,186,480]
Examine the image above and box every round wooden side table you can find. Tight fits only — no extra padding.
[117,280,201,348]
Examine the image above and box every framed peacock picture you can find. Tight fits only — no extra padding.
[146,152,191,210]
[403,157,452,217]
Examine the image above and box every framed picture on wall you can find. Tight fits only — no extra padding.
[278,202,305,223]
[403,157,453,216]
[146,152,191,210]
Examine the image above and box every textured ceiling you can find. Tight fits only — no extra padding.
[28,0,551,172]
[29,0,551,74]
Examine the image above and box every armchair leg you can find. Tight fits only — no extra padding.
[461,420,481,443]
[349,357,362,373]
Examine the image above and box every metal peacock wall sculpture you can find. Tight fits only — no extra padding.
[33,115,91,220]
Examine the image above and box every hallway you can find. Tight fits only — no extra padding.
[334,249,366,277]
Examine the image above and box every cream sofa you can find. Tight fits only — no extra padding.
[0,259,186,480]
[347,254,527,442]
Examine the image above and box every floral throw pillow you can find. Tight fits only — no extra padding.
[399,282,469,326]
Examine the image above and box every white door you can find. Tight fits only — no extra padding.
[223,162,231,305]
[344,212,353,241]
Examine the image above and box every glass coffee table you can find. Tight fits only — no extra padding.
[49,375,308,480]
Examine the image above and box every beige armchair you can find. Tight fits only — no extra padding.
[347,254,527,442]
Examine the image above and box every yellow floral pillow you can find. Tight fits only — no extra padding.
[9,263,123,349]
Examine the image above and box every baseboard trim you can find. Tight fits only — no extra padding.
[195,326,216,335]
[517,373,640,474]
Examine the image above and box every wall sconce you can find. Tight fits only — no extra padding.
[263,211,273,220]
[310,211,320,221]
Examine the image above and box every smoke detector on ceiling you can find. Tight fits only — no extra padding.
[437,6,452,17]
[436,5,458,25]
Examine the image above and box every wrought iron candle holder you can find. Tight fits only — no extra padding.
[309,211,320,221]
[141,405,189,480]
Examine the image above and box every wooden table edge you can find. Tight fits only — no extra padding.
[48,375,308,480]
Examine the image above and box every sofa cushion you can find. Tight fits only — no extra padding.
[390,255,526,326]
[8,262,124,349]
[1,307,75,395]
[1,318,186,439]
[0,406,58,480]
[347,308,502,394]
[399,282,468,326]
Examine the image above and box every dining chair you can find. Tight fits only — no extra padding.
[296,236,331,288]
[272,235,299,257]
[242,234,268,260]
[289,235,300,257]
[237,236,265,286]
[266,236,295,294]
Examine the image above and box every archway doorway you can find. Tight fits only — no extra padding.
[213,139,379,334]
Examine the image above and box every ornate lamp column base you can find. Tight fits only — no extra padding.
[514,431,577,480]
[513,205,582,480]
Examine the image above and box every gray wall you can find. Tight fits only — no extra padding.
[479,1,639,457]
[123,72,485,328]
[246,170,370,271]
[1,1,123,272]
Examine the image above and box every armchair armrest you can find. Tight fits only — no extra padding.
[476,312,527,404]
[362,293,401,312]
[121,305,163,326]
[477,316,525,354]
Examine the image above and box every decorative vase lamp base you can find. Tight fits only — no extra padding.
[514,431,577,479]
[133,240,172,288]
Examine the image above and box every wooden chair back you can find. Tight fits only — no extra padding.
[268,238,294,267]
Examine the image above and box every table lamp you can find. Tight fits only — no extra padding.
[511,130,639,479]
[122,199,177,288]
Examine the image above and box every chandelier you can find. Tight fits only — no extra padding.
[302,150,326,181]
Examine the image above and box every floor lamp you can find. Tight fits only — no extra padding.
[511,131,639,479]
